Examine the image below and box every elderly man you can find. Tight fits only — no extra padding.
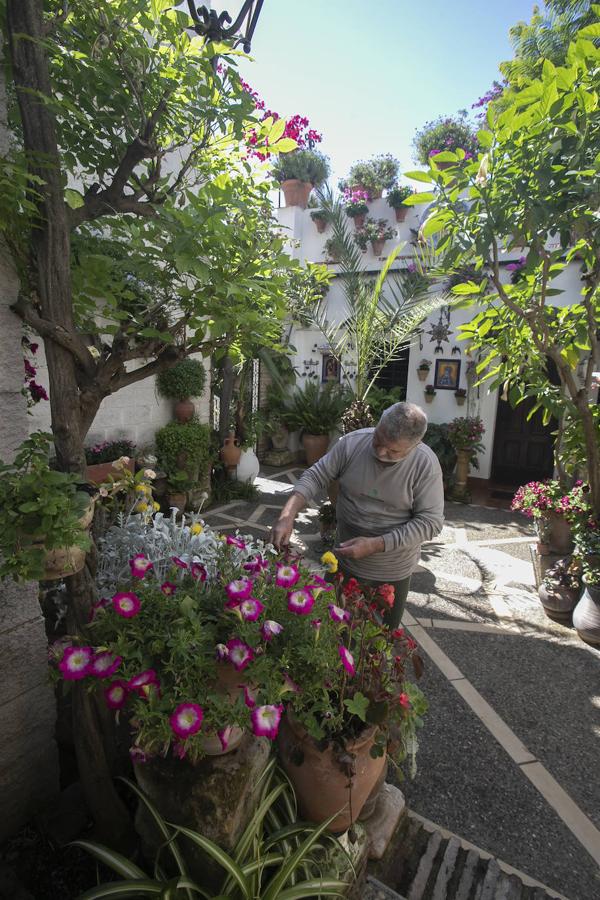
[271,402,444,627]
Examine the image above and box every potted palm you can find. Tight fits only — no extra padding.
[387,184,415,222]
[157,358,207,424]
[354,218,396,256]
[283,380,348,465]
[271,149,330,209]
[340,154,399,200]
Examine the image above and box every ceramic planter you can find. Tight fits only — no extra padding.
[281,179,312,209]
[235,448,260,484]
[352,213,366,230]
[417,369,429,382]
[371,239,386,256]
[538,583,580,624]
[313,217,327,233]
[541,512,574,555]
[394,207,408,223]
[572,582,600,646]
[454,448,471,493]
[85,456,135,484]
[32,497,94,580]
[277,711,386,833]
[302,433,330,466]
[455,395,466,406]
[174,398,195,423]
[424,393,435,404]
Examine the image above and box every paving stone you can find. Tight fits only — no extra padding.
[454,848,482,900]
[406,830,442,900]
[431,835,461,899]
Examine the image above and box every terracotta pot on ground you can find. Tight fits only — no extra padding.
[454,448,471,493]
[546,512,574,555]
[281,179,312,209]
[394,208,408,223]
[220,432,242,470]
[86,456,135,484]
[538,584,580,624]
[371,239,386,256]
[417,369,429,382]
[175,398,195,423]
[302,433,330,466]
[277,711,386,833]
[352,214,366,230]
[572,582,600,646]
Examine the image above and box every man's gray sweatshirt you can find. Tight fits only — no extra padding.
[294,428,445,581]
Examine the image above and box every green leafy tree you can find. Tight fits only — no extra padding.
[408,13,600,515]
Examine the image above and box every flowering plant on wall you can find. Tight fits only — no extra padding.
[447,416,485,467]
[412,112,479,166]
[241,79,322,161]
[343,188,370,218]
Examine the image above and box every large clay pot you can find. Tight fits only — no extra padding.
[544,512,574,555]
[454,448,471,493]
[302,433,330,466]
[220,432,242,469]
[394,208,408,223]
[277,711,386,833]
[538,584,579,624]
[175,398,195,423]
[572,582,600,646]
[371,239,386,257]
[86,457,135,484]
[236,448,260,484]
[281,179,312,209]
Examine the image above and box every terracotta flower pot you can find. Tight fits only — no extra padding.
[454,448,471,492]
[572,582,600,646]
[33,497,94,581]
[277,711,386,833]
[302,433,330,466]
[352,213,366,230]
[455,396,466,406]
[424,393,435,404]
[220,432,242,469]
[544,512,574,555]
[538,584,580,624]
[281,179,312,209]
[314,218,327,233]
[394,208,408,223]
[85,457,135,484]
[417,369,429,382]
[175,398,195,423]
[371,239,386,256]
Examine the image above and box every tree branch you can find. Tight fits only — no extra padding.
[11,293,96,377]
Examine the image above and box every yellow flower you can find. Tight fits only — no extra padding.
[153,502,160,512]
[320,551,338,574]
[136,501,149,513]
[135,484,147,493]
[190,523,203,535]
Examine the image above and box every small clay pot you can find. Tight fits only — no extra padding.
[424,393,435,404]
[220,432,242,469]
[417,369,429,382]
[455,395,466,406]
[175,398,195,423]
[371,239,386,256]
[352,213,366,230]
[394,207,408,223]
[314,217,327,233]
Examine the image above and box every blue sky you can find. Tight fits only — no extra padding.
[238,0,537,185]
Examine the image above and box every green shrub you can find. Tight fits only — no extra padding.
[412,113,479,166]
[156,358,207,401]
[367,385,406,420]
[271,149,330,186]
[422,423,457,490]
[155,420,212,483]
[283,380,349,435]
[387,184,415,209]
[340,154,399,195]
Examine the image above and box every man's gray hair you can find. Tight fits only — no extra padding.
[378,402,428,444]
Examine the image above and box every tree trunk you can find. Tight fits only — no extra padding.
[578,396,600,520]
[7,0,132,845]
[219,353,235,441]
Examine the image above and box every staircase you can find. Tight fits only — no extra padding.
[365,812,568,900]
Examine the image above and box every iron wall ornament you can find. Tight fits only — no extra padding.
[185,0,264,53]
[425,306,453,353]
[433,359,461,391]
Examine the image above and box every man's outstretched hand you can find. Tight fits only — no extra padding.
[270,514,294,550]
[334,536,384,560]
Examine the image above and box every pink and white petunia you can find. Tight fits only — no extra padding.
[171,556,188,569]
[129,745,149,764]
[239,597,264,622]
[251,704,283,741]
[243,685,257,708]
[104,679,129,709]
[112,591,141,618]
[218,726,234,752]
[309,574,333,590]
[59,645,93,680]
[190,562,207,582]
[244,555,269,574]
[170,702,204,739]
[128,669,159,696]
[225,579,253,601]
[89,596,111,622]
[328,603,351,624]
[338,645,356,677]
[226,535,246,550]
[226,638,254,671]
[287,588,315,615]
[161,581,177,596]
[281,672,300,694]
[275,563,300,589]
[129,554,153,579]
[89,651,122,678]
[215,643,229,661]
[225,599,243,619]
[261,620,283,642]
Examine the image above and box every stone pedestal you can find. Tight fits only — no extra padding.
[529,545,569,590]
[263,447,296,467]
[133,734,270,887]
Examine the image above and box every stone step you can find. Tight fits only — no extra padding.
[368,811,568,900]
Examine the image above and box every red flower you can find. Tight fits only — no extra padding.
[398,693,411,709]
[377,584,395,608]
[342,577,360,597]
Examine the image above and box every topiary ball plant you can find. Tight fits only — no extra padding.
[157,358,206,401]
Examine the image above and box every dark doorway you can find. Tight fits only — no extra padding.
[491,394,556,485]
[373,347,409,394]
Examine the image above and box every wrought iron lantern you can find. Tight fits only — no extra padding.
[185,1,264,53]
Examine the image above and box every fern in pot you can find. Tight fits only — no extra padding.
[283,380,349,465]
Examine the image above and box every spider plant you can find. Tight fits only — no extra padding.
[73,761,349,899]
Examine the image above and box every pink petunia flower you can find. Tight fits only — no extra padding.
[243,685,257,708]
[128,669,159,696]
[261,620,283,641]
[129,554,154,578]
[311,618,322,636]
[244,555,269,574]
[171,556,188,569]
[218,726,234,752]
[104,679,129,709]
[190,562,207,582]
[239,597,264,622]
[161,581,177,596]
[170,702,204,739]
[287,588,315,615]
[129,745,149,764]
[112,591,141,618]
[215,643,229,661]
[338,646,356,677]
[226,579,253,601]
[328,603,351,624]
[59,646,93,680]
[281,672,300,694]
[226,638,254,671]
[251,704,283,741]
[226,535,246,550]
[275,563,300,589]
[89,651,122,678]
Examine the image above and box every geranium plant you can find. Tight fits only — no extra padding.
[447,416,485,468]
[343,188,370,219]
[387,185,415,209]
[354,218,396,252]
[85,439,136,466]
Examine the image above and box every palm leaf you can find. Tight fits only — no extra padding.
[76,881,164,899]
[70,841,149,881]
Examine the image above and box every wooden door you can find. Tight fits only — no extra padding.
[491,395,556,485]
